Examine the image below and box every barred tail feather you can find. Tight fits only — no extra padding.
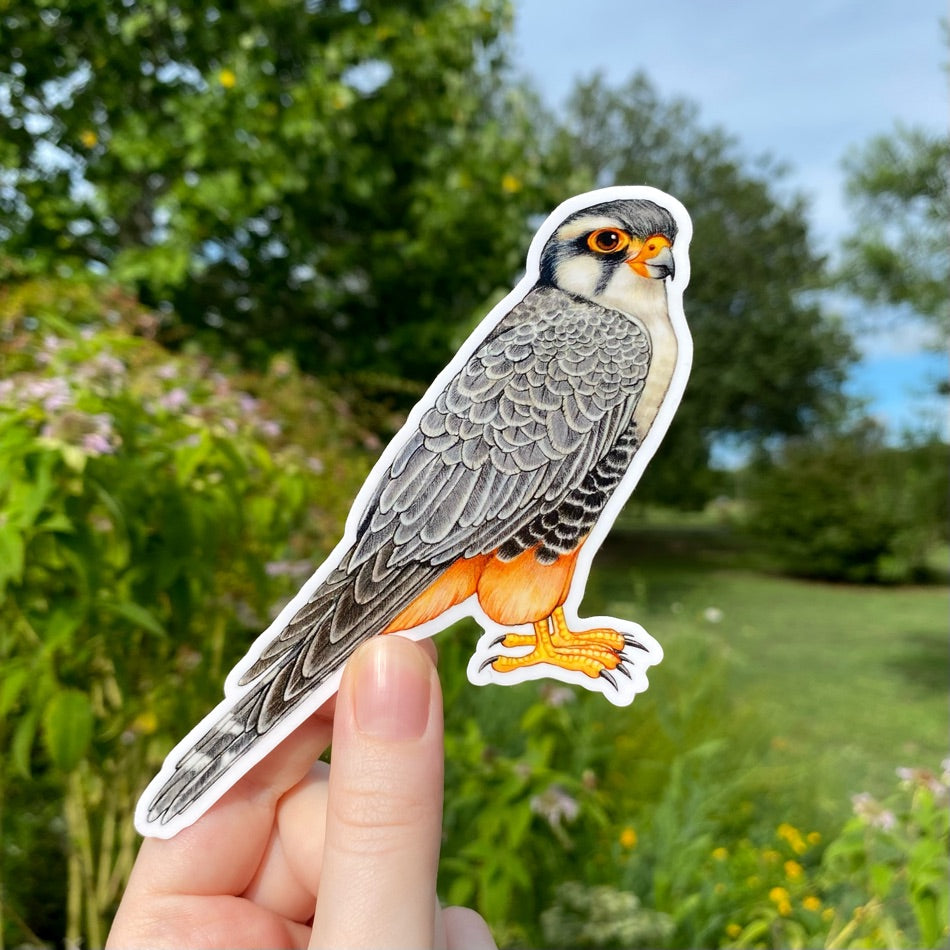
[138,545,443,834]
[145,677,274,826]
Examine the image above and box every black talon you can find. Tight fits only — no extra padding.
[490,634,507,648]
[479,656,499,673]
[624,635,649,652]
[599,669,618,689]
[616,662,632,679]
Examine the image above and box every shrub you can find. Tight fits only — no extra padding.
[436,617,777,948]
[820,765,950,949]
[742,422,948,583]
[568,765,949,950]
[541,881,675,948]
[0,278,368,947]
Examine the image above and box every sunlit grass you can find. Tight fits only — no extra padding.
[443,523,946,829]
[587,526,948,823]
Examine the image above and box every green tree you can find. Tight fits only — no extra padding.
[0,0,574,379]
[563,73,855,505]
[840,124,949,335]
[742,420,948,583]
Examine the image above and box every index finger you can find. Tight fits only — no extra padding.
[126,700,335,900]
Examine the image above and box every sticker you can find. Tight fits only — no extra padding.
[136,185,693,838]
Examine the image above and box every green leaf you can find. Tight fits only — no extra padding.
[869,860,895,897]
[0,525,25,592]
[60,445,87,472]
[8,453,55,528]
[42,689,95,772]
[100,600,167,638]
[912,889,940,947]
[11,707,39,778]
[41,608,84,652]
[0,666,29,717]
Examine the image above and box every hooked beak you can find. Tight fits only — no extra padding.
[627,237,675,280]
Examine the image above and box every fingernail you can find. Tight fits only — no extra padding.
[353,637,432,740]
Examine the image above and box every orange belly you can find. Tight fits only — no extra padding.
[383,544,581,633]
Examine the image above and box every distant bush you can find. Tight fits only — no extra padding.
[0,278,369,947]
[741,423,947,583]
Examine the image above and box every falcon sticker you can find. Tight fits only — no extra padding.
[136,186,693,838]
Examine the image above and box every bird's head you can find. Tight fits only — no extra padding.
[538,199,677,311]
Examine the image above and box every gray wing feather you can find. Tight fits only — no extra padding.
[147,286,655,829]
[364,286,651,573]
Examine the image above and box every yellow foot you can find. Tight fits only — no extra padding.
[482,615,628,688]
[550,607,647,653]
[489,645,623,680]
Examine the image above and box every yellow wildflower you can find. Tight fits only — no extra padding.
[725,923,742,938]
[218,68,237,89]
[619,827,637,849]
[80,129,98,148]
[803,896,822,912]
[501,173,522,194]
[769,886,793,917]
[131,710,158,735]
[777,822,806,854]
[807,831,822,845]
[712,846,729,861]
[784,859,804,880]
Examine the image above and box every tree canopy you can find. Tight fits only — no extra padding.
[840,124,949,336]
[563,73,854,501]
[1,5,855,502]
[0,0,573,378]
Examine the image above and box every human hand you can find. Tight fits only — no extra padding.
[107,635,496,949]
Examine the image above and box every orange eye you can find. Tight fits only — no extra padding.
[587,228,631,254]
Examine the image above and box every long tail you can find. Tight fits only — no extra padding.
[141,543,441,831]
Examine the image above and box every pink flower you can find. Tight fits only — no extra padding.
[258,419,282,438]
[82,431,116,455]
[159,387,189,411]
[851,792,896,831]
[531,785,580,829]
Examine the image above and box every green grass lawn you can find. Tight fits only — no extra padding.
[434,523,949,946]
[586,525,948,825]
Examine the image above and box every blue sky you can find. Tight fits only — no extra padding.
[512,0,947,437]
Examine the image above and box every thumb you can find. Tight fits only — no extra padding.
[310,635,443,949]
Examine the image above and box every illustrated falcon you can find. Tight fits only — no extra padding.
[137,186,693,837]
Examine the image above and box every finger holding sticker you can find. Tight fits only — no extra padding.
[136,185,693,838]
[107,637,497,950]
